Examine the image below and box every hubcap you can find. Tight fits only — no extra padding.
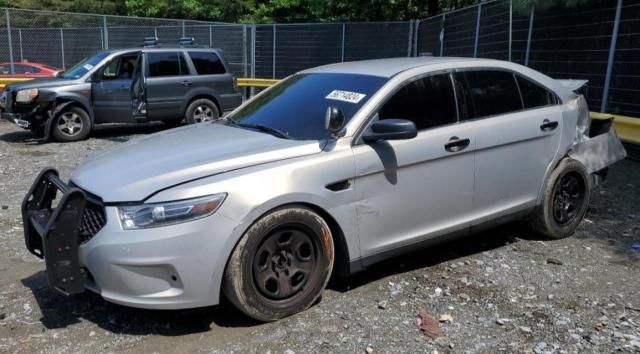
[192,105,215,123]
[552,172,586,225]
[253,228,318,300]
[57,112,83,136]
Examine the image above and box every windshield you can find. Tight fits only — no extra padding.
[227,73,388,140]
[61,52,110,79]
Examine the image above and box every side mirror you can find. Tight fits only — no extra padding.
[91,71,101,82]
[325,106,345,135]
[362,119,417,143]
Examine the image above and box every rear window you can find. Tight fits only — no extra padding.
[148,52,189,77]
[454,70,523,120]
[188,51,226,75]
[517,76,557,109]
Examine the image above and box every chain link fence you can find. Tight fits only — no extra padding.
[0,0,638,117]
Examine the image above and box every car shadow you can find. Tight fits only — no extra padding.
[90,123,175,142]
[329,222,537,292]
[0,122,175,144]
[20,271,260,336]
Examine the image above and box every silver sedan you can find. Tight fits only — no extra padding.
[21,57,626,321]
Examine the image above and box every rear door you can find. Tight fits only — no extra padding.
[144,51,192,121]
[454,70,564,225]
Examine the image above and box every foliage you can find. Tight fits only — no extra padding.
[0,0,601,23]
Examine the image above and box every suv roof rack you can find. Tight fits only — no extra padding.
[142,35,209,48]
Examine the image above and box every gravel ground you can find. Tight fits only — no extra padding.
[0,120,639,354]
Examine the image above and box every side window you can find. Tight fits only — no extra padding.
[378,73,457,130]
[102,59,120,79]
[13,65,30,74]
[148,52,189,77]
[188,51,226,75]
[517,76,556,108]
[454,70,523,120]
[30,66,42,73]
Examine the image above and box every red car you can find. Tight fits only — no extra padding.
[0,62,61,78]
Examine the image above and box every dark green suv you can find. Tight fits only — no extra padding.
[0,40,242,142]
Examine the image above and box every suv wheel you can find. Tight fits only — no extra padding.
[529,158,590,239]
[185,99,219,124]
[52,106,91,142]
[223,206,334,322]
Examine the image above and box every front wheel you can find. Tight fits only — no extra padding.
[51,106,91,142]
[530,158,590,239]
[222,206,334,322]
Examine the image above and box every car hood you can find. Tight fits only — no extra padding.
[71,123,323,202]
[5,77,78,91]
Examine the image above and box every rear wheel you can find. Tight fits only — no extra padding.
[222,206,334,322]
[51,106,91,142]
[185,99,219,124]
[530,158,590,239]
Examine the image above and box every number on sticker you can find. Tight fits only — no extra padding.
[325,90,366,104]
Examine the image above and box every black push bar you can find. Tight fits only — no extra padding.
[21,168,87,295]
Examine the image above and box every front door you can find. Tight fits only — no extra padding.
[353,73,475,261]
[92,52,140,123]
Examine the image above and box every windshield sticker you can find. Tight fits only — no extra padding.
[325,90,366,104]
[83,64,94,70]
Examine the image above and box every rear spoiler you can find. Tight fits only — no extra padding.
[556,79,589,93]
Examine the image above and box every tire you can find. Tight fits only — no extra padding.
[51,106,91,142]
[222,206,334,322]
[184,99,219,124]
[530,158,591,239]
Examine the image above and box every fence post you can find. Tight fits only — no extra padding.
[209,25,213,47]
[60,28,65,69]
[473,3,482,58]
[154,27,158,39]
[103,16,109,49]
[413,20,420,56]
[182,20,185,37]
[341,23,346,62]
[407,20,413,57]
[250,25,256,96]
[439,14,446,56]
[272,24,276,79]
[18,28,23,62]
[5,9,14,74]
[601,0,623,113]
[242,25,248,78]
[524,6,535,66]
[508,0,513,62]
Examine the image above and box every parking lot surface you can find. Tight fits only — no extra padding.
[0,120,639,354]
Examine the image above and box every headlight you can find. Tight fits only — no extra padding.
[117,193,226,230]
[15,88,38,103]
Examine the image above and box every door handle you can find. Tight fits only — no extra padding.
[444,136,471,152]
[540,119,559,132]
[181,80,192,86]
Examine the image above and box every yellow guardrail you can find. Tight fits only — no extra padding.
[591,112,640,145]
[1,76,638,145]
[236,78,279,88]
[0,77,33,90]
